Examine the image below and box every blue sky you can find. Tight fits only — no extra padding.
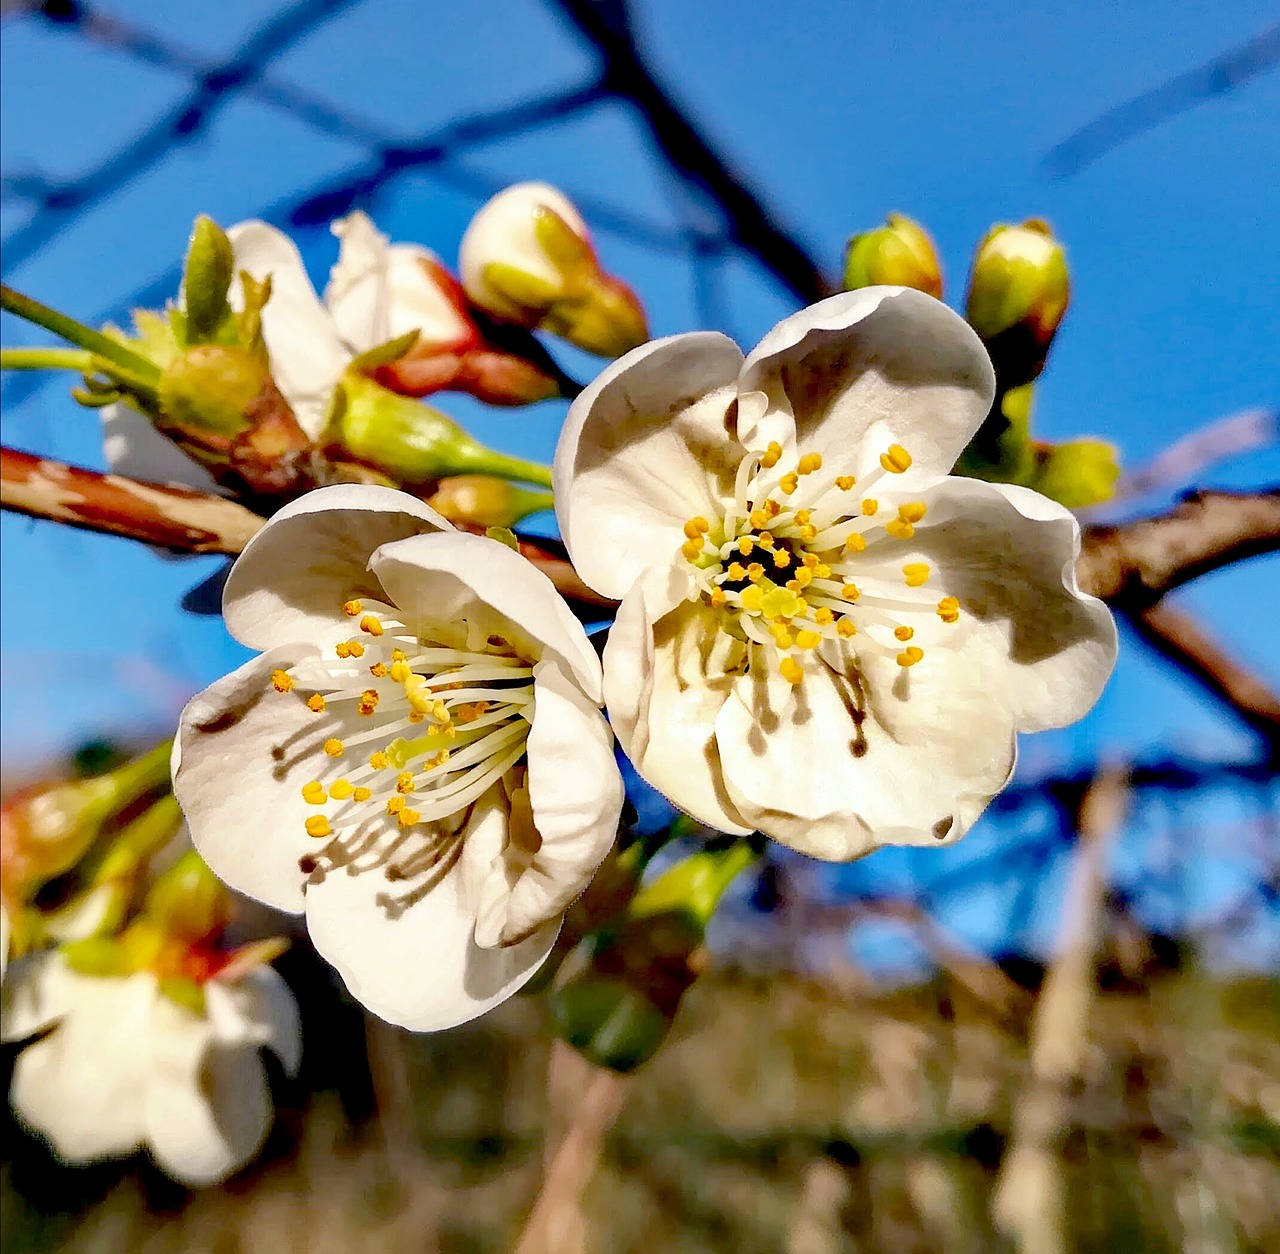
[2,0,1277,958]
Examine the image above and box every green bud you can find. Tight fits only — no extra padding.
[965,219,1070,389]
[429,475,555,528]
[843,213,942,298]
[546,272,649,359]
[1029,438,1121,509]
[330,371,553,488]
[142,851,231,944]
[182,215,235,344]
[62,935,133,978]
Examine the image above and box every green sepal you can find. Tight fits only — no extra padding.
[158,976,207,1017]
[348,329,421,373]
[551,975,672,1072]
[532,205,592,272]
[182,215,235,344]
[1029,438,1121,508]
[481,260,562,311]
[61,936,132,977]
[485,526,520,551]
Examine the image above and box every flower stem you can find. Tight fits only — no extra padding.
[0,346,95,372]
[0,285,160,384]
[463,447,554,488]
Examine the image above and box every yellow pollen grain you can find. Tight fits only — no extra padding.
[369,751,390,770]
[739,585,765,613]
[841,583,861,601]
[353,786,372,802]
[727,561,746,581]
[396,771,416,794]
[359,615,384,636]
[398,808,421,829]
[904,563,930,587]
[779,472,800,495]
[880,444,913,473]
[710,587,727,607]
[329,779,355,800]
[736,536,755,555]
[772,549,791,569]
[844,532,867,553]
[894,625,915,642]
[797,453,822,475]
[386,795,405,815]
[861,498,879,516]
[271,669,295,693]
[369,661,388,678]
[897,646,925,668]
[323,738,344,757]
[305,816,332,839]
[306,694,327,713]
[814,607,835,626]
[779,657,804,685]
[937,596,961,623]
[409,711,426,723]
[835,475,856,491]
[343,599,363,617]
[795,630,822,650]
[885,520,915,540]
[837,618,858,638]
[301,781,327,805]
[761,441,783,469]
[746,562,765,582]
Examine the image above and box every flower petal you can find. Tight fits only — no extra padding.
[369,529,603,703]
[174,646,324,914]
[603,563,753,836]
[222,483,449,652]
[227,220,349,439]
[9,965,153,1163]
[553,332,745,599]
[101,402,224,493]
[1,949,78,1041]
[303,785,557,1030]
[146,990,268,1187]
[736,287,995,477]
[326,212,470,353]
[210,966,302,1076]
[472,659,623,947]
[714,657,1015,859]
[898,475,1118,733]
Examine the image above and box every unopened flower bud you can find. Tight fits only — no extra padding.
[428,475,554,528]
[329,371,553,487]
[459,182,648,358]
[843,213,942,298]
[142,850,231,945]
[182,215,235,343]
[965,219,1070,388]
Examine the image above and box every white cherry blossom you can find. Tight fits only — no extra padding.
[554,287,1117,859]
[172,485,623,1030]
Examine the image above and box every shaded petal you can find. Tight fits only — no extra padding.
[9,967,153,1163]
[223,483,449,652]
[101,402,224,493]
[737,287,995,478]
[174,646,324,914]
[326,212,470,352]
[210,967,302,1076]
[304,786,557,1030]
[1,950,78,1042]
[603,563,752,836]
[227,220,348,438]
[473,660,622,947]
[715,657,1014,860]
[146,991,268,1187]
[553,332,745,599]
[370,529,603,703]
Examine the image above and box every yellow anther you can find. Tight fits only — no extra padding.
[885,519,915,540]
[844,532,867,553]
[813,563,831,579]
[271,669,295,693]
[761,441,783,469]
[861,498,879,516]
[328,779,355,800]
[343,599,363,617]
[894,625,915,642]
[398,808,421,829]
[937,596,961,623]
[746,562,765,582]
[396,771,416,794]
[800,551,818,569]
[710,587,727,607]
[427,750,451,770]
[348,639,366,658]
[408,710,426,723]
[359,615,384,636]
[739,585,765,613]
[683,517,710,539]
[727,561,746,581]
[779,472,800,495]
[792,567,813,588]
[766,499,782,518]
[814,607,835,626]
[433,699,450,722]
[680,539,703,562]
[361,687,380,706]
[880,444,913,474]
[773,630,794,651]
[335,642,352,659]
[369,751,390,770]
[757,531,775,549]
[301,781,327,806]
[369,661,388,678]
[779,657,805,685]
[795,630,822,650]
[306,694,327,713]
[749,508,769,529]
[305,816,332,839]
[797,452,822,475]
[391,648,407,663]
[794,597,810,615]
[772,548,792,569]
[903,563,931,587]
[897,646,925,668]
[353,786,372,803]
[390,660,410,683]
[835,475,856,491]
[386,795,405,815]
[836,618,858,638]
[841,583,861,602]
[323,738,344,757]
[737,536,755,555]
[899,502,927,524]
[798,524,817,542]
[762,587,801,618]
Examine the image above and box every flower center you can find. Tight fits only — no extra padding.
[679,441,961,684]
[269,599,536,915]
